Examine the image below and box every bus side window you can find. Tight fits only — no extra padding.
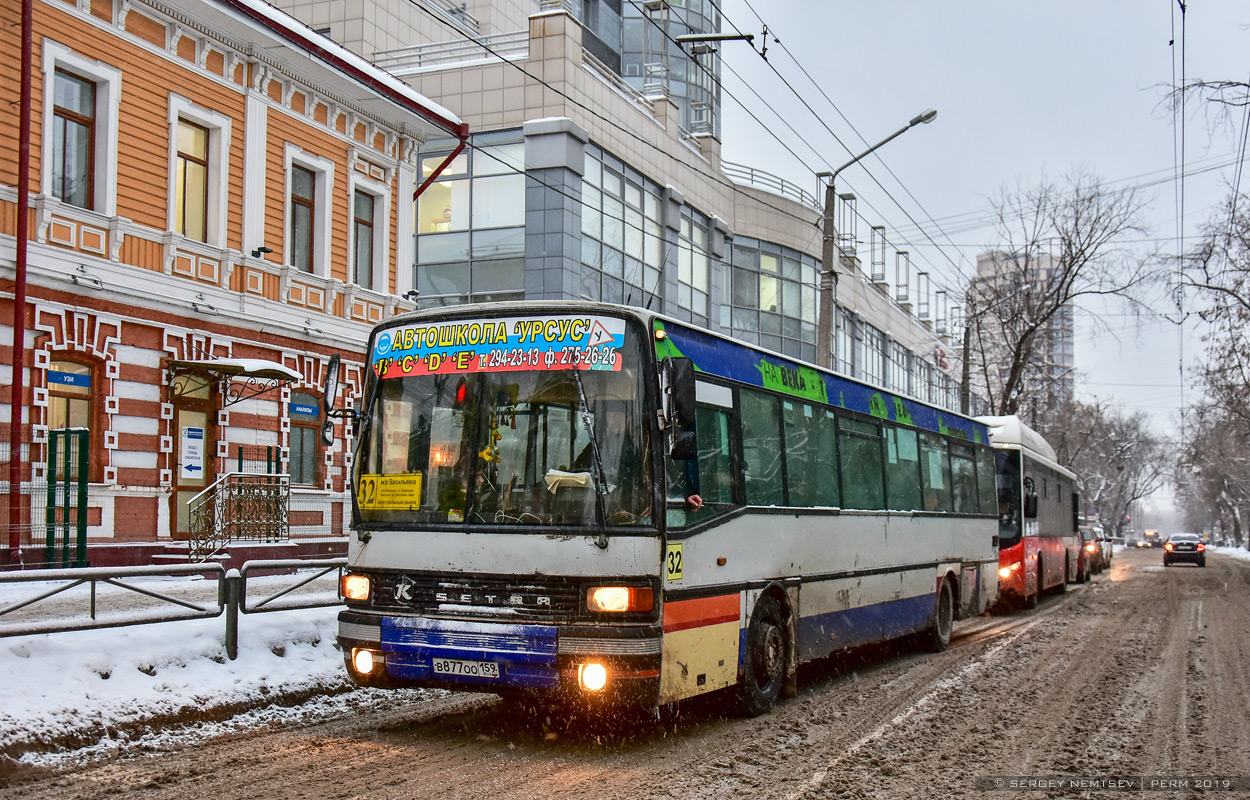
[785,402,838,508]
[949,443,979,513]
[739,390,785,506]
[837,415,885,510]
[975,447,997,515]
[884,424,922,511]
[918,432,952,512]
[691,404,734,505]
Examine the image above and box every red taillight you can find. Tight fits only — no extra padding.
[1197,543,1205,552]
[1164,543,1174,552]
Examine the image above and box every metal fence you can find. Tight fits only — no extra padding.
[2,425,90,569]
[0,559,346,659]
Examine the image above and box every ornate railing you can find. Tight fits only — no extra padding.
[188,473,290,562]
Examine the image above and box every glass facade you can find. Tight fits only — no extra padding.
[620,0,722,136]
[725,237,817,362]
[415,132,526,307]
[580,144,664,308]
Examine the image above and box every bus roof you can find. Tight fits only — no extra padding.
[976,414,1076,480]
[373,300,989,442]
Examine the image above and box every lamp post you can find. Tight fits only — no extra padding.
[816,108,937,369]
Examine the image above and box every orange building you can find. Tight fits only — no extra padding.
[0,0,465,566]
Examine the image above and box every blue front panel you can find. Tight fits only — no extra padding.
[793,593,934,662]
[381,616,560,690]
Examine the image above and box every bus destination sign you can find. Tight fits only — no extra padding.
[371,315,626,379]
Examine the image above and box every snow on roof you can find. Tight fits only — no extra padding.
[205,0,464,138]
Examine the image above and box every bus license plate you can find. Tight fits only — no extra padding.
[431,657,500,679]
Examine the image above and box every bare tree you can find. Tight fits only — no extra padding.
[1042,398,1168,539]
[1179,402,1250,547]
[959,170,1155,423]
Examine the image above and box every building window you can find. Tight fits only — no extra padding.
[352,190,375,289]
[288,392,320,486]
[677,210,711,322]
[283,146,334,277]
[167,95,231,247]
[290,165,315,273]
[174,119,209,242]
[51,70,95,209]
[416,133,525,306]
[41,42,121,215]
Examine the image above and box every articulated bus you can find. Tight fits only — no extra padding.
[331,302,1000,715]
[977,416,1079,608]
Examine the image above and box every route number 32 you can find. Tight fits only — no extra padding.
[665,543,683,582]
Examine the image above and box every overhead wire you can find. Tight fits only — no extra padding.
[725,0,975,284]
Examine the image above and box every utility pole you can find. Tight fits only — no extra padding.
[816,109,937,370]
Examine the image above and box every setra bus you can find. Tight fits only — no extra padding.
[330,301,1000,715]
[977,415,1079,608]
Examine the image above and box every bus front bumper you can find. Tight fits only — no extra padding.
[338,610,662,707]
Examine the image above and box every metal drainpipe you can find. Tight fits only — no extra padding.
[8,0,34,566]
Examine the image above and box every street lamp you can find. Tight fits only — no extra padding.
[816,109,937,369]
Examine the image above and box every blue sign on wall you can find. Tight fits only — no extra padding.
[48,371,91,389]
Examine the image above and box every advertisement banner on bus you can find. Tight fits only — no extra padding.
[371,315,627,379]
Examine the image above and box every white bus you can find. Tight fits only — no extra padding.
[332,302,999,715]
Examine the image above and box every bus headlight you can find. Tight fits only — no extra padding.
[998,562,1021,580]
[342,574,371,601]
[586,586,653,613]
[578,662,609,691]
[352,647,381,676]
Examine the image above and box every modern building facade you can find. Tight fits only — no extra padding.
[1,0,461,566]
[278,0,964,398]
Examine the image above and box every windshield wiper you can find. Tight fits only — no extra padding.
[571,367,609,549]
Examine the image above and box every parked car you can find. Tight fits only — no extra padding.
[1163,533,1206,567]
[1078,525,1102,579]
[1095,526,1113,569]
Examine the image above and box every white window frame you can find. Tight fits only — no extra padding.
[167,94,231,249]
[284,144,334,278]
[346,174,390,292]
[40,40,122,216]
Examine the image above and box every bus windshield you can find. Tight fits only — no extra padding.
[354,314,652,529]
[995,449,1023,549]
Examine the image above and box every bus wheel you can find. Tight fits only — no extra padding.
[739,595,787,717]
[923,578,954,652]
[1055,557,1068,594]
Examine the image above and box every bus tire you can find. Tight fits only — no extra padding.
[739,594,787,717]
[1024,562,1040,609]
[923,578,955,652]
[1055,556,1068,594]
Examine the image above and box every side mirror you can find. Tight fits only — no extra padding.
[662,357,697,459]
[670,430,697,460]
[1023,476,1038,519]
[321,354,341,446]
[670,357,700,427]
[323,353,341,414]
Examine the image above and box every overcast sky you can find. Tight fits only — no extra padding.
[715,0,1248,435]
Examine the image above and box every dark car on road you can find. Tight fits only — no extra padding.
[1163,533,1206,567]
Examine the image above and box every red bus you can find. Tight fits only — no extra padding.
[978,416,1079,608]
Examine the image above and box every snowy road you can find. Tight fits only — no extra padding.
[4,546,1250,799]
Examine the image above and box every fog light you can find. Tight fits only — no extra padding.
[342,574,371,601]
[352,648,378,675]
[578,662,608,692]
